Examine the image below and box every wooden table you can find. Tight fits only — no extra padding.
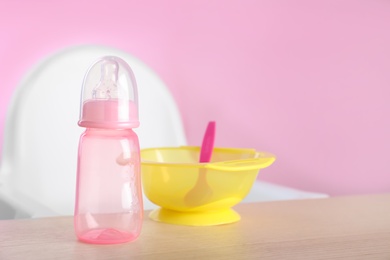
[1,194,389,259]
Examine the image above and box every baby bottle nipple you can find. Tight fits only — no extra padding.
[78,56,139,129]
[93,60,119,99]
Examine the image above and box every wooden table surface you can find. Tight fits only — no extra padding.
[1,194,389,260]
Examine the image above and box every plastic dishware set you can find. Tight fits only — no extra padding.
[74,56,275,244]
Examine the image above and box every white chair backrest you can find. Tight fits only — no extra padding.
[0,45,187,216]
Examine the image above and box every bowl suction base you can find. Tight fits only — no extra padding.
[149,208,241,226]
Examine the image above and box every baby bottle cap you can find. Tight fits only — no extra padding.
[78,56,139,129]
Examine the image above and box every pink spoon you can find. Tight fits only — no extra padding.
[185,121,215,206]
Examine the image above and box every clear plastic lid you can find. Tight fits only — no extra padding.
[78,56,139,129]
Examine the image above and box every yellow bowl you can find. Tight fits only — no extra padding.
[141,146,275,226]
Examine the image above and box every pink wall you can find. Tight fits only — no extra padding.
[1,0,389,195]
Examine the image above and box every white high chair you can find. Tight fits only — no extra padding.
[0,45,189,218]
[0,45,327,219]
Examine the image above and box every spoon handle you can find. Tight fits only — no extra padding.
[199,121,216,163]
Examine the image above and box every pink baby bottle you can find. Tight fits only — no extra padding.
[74,56,143,244]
